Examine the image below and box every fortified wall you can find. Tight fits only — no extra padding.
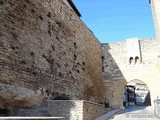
[102,38,160,108]
[1,0,160,118]
[0,0,104,109]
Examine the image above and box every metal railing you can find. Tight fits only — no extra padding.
[154,99,160,117]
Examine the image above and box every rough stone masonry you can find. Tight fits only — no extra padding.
[1,0,160,117]
[0,0,104,108]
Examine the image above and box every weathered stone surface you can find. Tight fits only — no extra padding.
[0,117,65,120]
[1,0,159,117]
[0,0,104,108]
[48,100,105,120]
[0,83,43,108]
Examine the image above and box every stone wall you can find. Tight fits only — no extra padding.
[0,0,104,108]
[48,100,105,120]
[83,101,105,120]
[0,117,65,120]
[102,38,160,108]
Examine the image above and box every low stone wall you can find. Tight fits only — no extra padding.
[48,100,105,120]
[83,101,105,120]
[0,117,64,120]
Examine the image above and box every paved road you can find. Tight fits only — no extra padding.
[95,109,121,120]
[110,106,160,120]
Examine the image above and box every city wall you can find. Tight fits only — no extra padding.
[102,38,160,108]
[0,0,104,108]
[48,100,105,120]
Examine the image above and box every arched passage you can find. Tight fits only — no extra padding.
[123,79,151,107]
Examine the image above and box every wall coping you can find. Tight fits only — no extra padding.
[0,117,65,119]
[101,37,157,45]
[47,100,105,107]
[139,38,156,41]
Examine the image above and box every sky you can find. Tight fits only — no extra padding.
[72,0,156,43]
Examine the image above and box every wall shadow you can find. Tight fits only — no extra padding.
[101,43,127,108]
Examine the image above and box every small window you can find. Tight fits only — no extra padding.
[135,56,139,64]
[129,57,133,64]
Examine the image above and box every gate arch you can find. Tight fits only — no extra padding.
[123,79,151,107]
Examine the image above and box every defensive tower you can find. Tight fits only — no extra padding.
[150,0,160,39]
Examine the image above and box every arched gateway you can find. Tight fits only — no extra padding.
[123,79,151,107]
[102,39,160,109]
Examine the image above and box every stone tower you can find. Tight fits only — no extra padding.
[150,0,160,39]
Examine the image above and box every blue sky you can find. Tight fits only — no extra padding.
[72,0,156,43]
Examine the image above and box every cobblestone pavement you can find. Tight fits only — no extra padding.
[110,106,160,120]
